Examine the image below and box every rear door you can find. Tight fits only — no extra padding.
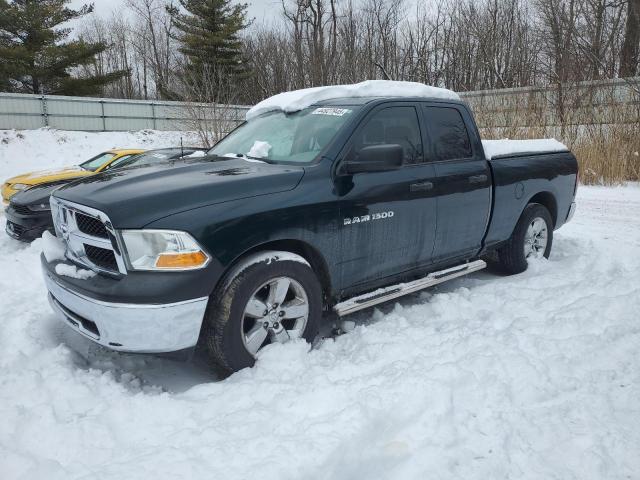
[422,104,491,262]
[336,103,438,290]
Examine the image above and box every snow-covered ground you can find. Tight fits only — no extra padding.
[1,130,639,480]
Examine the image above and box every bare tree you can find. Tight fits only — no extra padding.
[282,0,340,87]
[127,0,178,99]
[620,0,640,77]
[72,0,640,108]
[177,63,244,146]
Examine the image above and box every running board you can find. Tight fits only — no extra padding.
[333,260,486,317]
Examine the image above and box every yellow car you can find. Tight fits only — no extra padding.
[2,149,145,205]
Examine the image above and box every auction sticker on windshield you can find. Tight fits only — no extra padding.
[311,108,352,116]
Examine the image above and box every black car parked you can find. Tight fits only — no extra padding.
[5,147,206,242]
[5,182,63,241]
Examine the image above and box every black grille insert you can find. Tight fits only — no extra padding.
[10,204,32,216]
[76,212,108,238]
[84,244,118,271]
[6,221,25,235]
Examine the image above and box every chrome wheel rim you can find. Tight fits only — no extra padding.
[524,217,548,258]
[241,276,309,357]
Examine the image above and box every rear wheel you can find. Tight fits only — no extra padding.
[202,252,322,375]
[496,203,553,274]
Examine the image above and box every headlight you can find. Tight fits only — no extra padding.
[28,202,51,212]
[12,183,29,191]
[120,230,210,271]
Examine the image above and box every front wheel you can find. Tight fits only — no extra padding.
[202,251,322,375]
[496,203,553,274]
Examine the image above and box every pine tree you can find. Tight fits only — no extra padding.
[0,0,128,95]
[168,0,250,98]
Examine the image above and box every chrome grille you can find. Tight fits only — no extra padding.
[50,197,126,275]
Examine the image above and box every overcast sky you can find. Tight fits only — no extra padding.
[68,0,283,25]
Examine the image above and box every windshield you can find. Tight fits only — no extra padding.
[102,154,134,170]
[112,150,179,169]
[209,106,357,164]
[80,152,116,172]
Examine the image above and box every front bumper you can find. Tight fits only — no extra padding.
[42,260,209,353]
[5,206,53,242]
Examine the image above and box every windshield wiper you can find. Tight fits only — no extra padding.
[224,153,274,164]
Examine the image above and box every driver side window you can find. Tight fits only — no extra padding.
[351,106,423,164]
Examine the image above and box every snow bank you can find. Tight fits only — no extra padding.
[482,138,568,159]
[1,131,639,480]
[0,128,201,180]
[246,80,460,120]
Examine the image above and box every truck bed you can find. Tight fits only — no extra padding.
[483,143,578,249]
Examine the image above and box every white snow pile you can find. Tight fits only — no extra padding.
[1,130,639,479]
[246,80,460,120]
[247,140,272,158]
[41,231,65,262]
[54,263,96,280]
[186,150,206,158]
[0,128,201,180]
[482,138,568,159]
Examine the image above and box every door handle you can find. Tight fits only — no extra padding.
[468,174,488,184]
[410,181,434,192]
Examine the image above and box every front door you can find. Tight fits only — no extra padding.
[335,103,438,291]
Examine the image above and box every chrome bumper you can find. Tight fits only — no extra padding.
[566,201,577,222]
[43,264,208,353]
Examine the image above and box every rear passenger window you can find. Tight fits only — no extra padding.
[424,107,472,161]
[351,106,423,164]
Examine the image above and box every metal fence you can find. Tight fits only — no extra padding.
[460,77,640,130]
[0,93,250,131]
[1,77,638,132]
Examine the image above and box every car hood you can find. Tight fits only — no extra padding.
[10,181,67,207]
[53,157,305,228]
[7,166,91,186]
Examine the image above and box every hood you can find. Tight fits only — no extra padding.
[53,157,305,227]
[7,166,91,186]
[10,181,67,207]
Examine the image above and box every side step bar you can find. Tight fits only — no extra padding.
[333,259,486,317]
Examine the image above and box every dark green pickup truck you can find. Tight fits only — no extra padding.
[41,81,578,374]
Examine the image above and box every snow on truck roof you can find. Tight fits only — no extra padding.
[245,80,460,120]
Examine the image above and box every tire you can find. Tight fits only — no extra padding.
[496,203,553,275]
[202,251,322,375]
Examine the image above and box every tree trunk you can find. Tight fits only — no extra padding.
[620,0,640,78]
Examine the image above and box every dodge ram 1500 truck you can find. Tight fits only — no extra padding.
[41,81,578,375]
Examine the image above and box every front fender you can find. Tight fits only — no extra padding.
[144,182,341,294]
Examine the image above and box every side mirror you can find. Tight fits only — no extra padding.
[343,144,403,174]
